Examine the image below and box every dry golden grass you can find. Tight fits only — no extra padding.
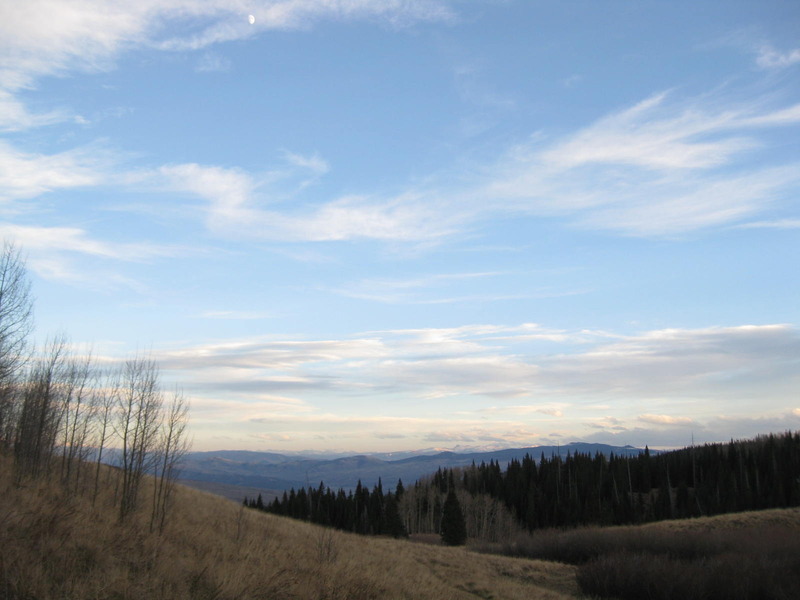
[0,457,579,599]
[9,450,797,600]
[636,505,800,532]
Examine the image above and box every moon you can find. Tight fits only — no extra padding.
[248,14,255,25]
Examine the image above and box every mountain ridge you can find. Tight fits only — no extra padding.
[179,442,649,497]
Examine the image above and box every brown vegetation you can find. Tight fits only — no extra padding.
[5,457,800,600]
[478,508,800,599]
[0,455,579,600]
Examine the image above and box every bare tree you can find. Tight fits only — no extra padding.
[92,370,117,505]
[13,336,69,480]
[59,351,96,489]
[0,243,33,450]
[151,388,190,532]
[114,356,163,520]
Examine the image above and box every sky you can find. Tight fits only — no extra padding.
[1,0,799,454]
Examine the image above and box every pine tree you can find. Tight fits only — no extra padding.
[440,488,467,546]
[384,494,407,538]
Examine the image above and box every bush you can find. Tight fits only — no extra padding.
[576,528,800,600]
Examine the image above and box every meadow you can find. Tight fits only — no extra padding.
[3,451,799,599]
[0,456,577,600]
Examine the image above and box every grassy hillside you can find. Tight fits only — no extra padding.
[0,456,578,600]
[4,451,799,600]
[481,506,800,600]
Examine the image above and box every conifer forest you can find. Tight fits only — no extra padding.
[246,432,800,539]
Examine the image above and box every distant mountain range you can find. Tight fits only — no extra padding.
[178,442,648,501]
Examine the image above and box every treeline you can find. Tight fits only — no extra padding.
[0,243,189,530]
[245,466,520,544]
[406,431,800,532]
[252,432,800,541]
[246,478,408,538]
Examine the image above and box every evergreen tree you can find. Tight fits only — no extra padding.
[384,493,407,538]
[440,488,467,546]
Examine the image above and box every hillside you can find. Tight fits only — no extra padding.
[5,451,800,599]
[179,442,647,492]
[0,455,578,600]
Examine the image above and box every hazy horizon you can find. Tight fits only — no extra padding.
[2,1,798,453]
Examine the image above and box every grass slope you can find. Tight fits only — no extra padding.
[4,452,797,600]
[481,506,800,600]
[0,457,578,600]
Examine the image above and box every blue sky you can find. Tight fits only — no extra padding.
[1,0,799,453]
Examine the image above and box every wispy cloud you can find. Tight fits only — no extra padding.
[638,414,694,426]
[2,2,798,251]
[199,310,275,320]
[0,1,455,92]
[160,160,462,241]
[0,141,106,202]
[481,404,568,418]
[148,322,800,448]
[486,93,800,236]
[0,223,188,288]
[328,271,512,304]
[545,96,731,170]
[735,219,800,230]
[0,90,78,131]
[0,224,178,261]
[281,151,329,177]
[584,410,800,449]
[194,52,231,73]
[157,90,800,242]
[453,63,516,110]
[756,44,800,69]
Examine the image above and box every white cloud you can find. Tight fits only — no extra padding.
[0,141,105,202]
[538,92,755,171]
[756,45,800,69]
[589,416,627,431]
[281,151,330,177]
[736,219,800,230]
[422,426,540,445]
[585,410,800,449]
[575,166,798,236]
[482,404,567,417]
[2,2,798,246]
[159,162,255,228]
[194,52,231,73]
[0,223,187,288]
[486,93,800,236]
[160,161,462,241]
[0,224,176,261]
[0,90,77,131]
[638,414,694,426]
[329,271,510,304]
[199,310,274,320]
[147,323,800,445]
[0,1,454,92]
[159,90,800,242]
[189,395,313,423]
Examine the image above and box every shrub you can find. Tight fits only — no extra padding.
[576,529,800,600]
